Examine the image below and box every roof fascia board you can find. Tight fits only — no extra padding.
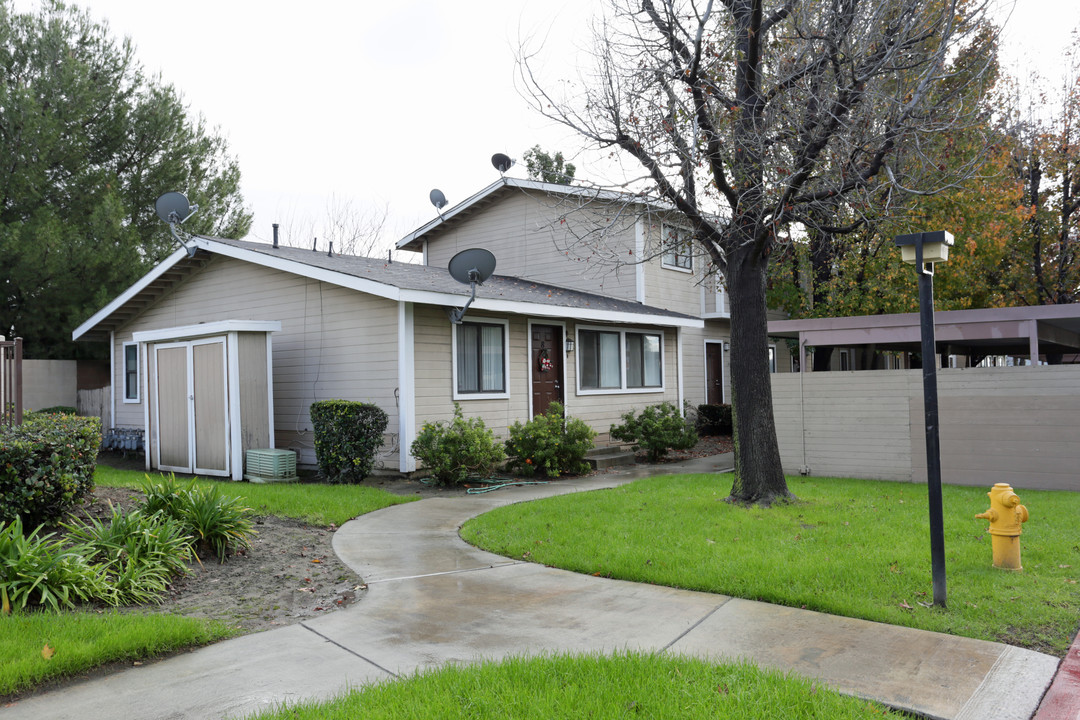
[194,237,403,301]
[132,320,282,344]
[73,246,192,341]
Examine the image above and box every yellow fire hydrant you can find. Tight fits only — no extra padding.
[974,483,1029,570]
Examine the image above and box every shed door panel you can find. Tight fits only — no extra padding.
[193,341,228,473]
[156,346,190,470]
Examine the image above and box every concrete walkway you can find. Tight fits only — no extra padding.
[4,457,1061,720]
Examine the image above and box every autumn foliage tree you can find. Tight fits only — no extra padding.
[522,0,997,504]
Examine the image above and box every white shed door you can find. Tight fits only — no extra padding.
[154,338,229,476]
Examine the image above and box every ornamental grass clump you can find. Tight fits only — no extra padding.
[410,404,505,485]
[139,474,254,563]
[310,400,389,483]
[505,402,596,478]
[0,517,105,613]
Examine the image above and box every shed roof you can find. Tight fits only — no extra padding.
[74,236,702,343]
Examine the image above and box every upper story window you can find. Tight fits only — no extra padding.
[123,342,139,403]
[578,327,664,393]
[454,320,508,398]
[714,273,729,317]
[662,225,693,272]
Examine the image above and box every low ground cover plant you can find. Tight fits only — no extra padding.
[250,651,899,720]
[410,404,505,485]
[610,401,698,462]
[505,402,596,478]
[139,474,254,562]
[462,474,1080,656]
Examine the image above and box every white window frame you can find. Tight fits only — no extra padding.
[839,349,851,371]
[122,341,140,403]
[714,274,730,317]
[576,325,666,395]
[768,344,777,374]
[661,224,693,273]
[451,317,511,400]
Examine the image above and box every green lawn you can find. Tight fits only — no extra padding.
[249,652,902,720]
[94,466,418,526]
[1,465,416,698]
[461,473,1080,656]
[1,610,235,697]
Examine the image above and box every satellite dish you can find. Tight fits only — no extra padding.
[448,248,496,286]
[491,153,514,174]
[429,189,448,211]
[155,192,196,224]
[447,248,496,324]
[155,191,199,257]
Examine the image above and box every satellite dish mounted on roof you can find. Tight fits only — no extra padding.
[447,248,496,325]
[154,191,199,257]
[491,153,514,175]
[430,189,448,218]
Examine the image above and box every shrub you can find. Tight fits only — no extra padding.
[610,402,698,462]
[31,406,78,415]
[696,404,733,436]
[410,404,506,485]
[64,506,193,605]
[0,517,105,613]
[139,475,255,563]
[310,400,389,483]
[0,413,101,527]
[505,402,596,478]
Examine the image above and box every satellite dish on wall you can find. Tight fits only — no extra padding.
[154,191,200,257]
[447,248,496,324]
[491,153,514,174]
[430,188,448,212]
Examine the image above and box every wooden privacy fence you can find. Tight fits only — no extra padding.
[1,337,23,429]
[771,365,1080,492]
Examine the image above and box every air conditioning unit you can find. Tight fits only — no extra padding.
[244,448,299,484]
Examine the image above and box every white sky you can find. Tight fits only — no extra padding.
[11,0,1080,255]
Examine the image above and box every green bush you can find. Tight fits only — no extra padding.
[0,517,106,613]
[410,404,506,485]
[610,402,698,462]
[31,406,78,415]
[505,402,596,478]
[0,413,100,527]
[697,404,733,436]
[310,400,389,483]
[139,474,254,563]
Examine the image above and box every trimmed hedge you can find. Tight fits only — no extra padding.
[0,413,101,527]
[310,400,388,483]
[697,404,733,436]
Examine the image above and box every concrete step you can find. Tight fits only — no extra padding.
[585,446,636,469]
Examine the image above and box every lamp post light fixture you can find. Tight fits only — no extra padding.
[893,230,954,608]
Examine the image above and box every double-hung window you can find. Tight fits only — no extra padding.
[455,320,507,397]
[662,225,693,271]
[578,327,664,392]
[122,342,139,403]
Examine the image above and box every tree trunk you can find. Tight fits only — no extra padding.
[727,244,792,505]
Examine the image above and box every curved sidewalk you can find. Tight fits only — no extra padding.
[4,459,1060,720]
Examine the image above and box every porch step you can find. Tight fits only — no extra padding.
[586,446,636,470]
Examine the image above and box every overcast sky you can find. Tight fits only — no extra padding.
[12,0,1080,255]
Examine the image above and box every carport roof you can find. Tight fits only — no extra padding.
[768,305,1080,359]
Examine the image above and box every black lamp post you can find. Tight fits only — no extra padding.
[893,230,954,609]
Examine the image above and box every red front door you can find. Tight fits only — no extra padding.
[531,324,563,416]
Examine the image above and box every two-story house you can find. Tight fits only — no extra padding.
[76,177,759,478]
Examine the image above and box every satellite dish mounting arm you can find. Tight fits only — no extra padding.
[449,269,483,325]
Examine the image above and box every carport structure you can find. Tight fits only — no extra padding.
[769,305,1080,369]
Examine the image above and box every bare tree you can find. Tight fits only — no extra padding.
[275,195,391,258]
[520,0,996,504]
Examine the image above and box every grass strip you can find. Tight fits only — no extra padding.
[250,651,901,719]
[0,609,234,697]
[94,466,417,526]
[462,474,1080,656]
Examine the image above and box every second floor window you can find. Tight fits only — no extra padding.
[662,225,693,271]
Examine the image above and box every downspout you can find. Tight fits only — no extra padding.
[799,336,809,475]
[109,331,115,432]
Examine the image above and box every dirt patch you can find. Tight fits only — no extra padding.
[631,434,734,463]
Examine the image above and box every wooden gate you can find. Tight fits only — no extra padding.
[0,337,23,429]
